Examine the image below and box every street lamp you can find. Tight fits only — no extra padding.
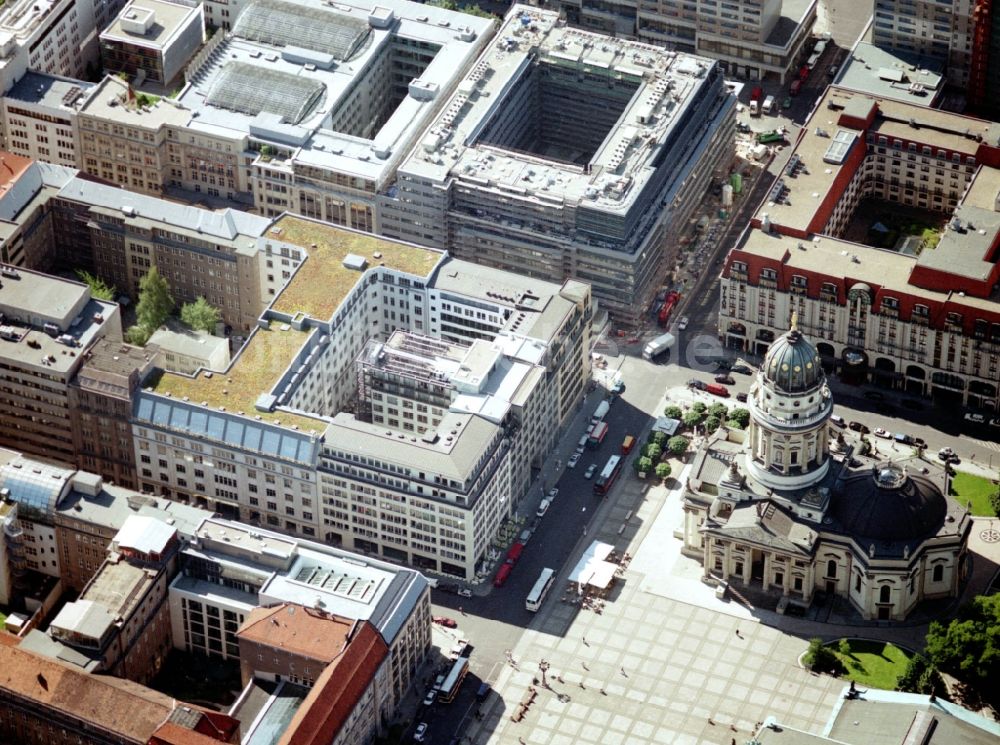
[539,659,550,688]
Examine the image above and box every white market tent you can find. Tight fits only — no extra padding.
[568,541,618,591]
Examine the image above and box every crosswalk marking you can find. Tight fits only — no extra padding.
[969,438,1000,454]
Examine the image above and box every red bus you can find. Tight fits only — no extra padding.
[593,455,622,496]
[704,383,730,397]
[657,291,680,327]
[494,562,513,587]
[587,421,609,449]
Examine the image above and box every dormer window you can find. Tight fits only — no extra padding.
[791,275,807,287]
[761,268,777,280]
[882,297,898,309]
[913,304,928,316]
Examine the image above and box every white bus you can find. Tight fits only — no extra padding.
[526,567,556,612]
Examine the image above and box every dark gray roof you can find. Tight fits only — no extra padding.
[134,394,319,464]
[703,502,813,556]
[832,464,946,542]
[762,326,823,393]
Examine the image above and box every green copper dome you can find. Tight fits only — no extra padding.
[762,322,823,393]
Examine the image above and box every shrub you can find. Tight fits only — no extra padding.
[691,401,707,414]
[683,410,705,429]
[644,443,662,461]
[667,436,689,456]
[896,654,944,696]
[804,638,844,675]
[727,408,751,429]
[651,430,668,447]
[634,456,653,475]
[703,415,722,433]
[663,405,683,420]
[708,402,729,420]
[655,462,672,481]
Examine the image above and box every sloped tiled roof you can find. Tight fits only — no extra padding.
[276,621,388,745]
[237,603,355,663]
[0,640,175,742]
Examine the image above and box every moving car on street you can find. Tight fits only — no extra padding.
[584,463,597,479]
[848,421,869,434]
[567,453,581,468]
[714,374,735,385]
[873,428,891,439]
[433,616,457,628]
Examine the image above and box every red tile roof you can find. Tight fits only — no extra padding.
[0,151,33,197]
[276,621,388,745]
[0,641,175,743]
[148,722,233,745]
[237,603,356,663]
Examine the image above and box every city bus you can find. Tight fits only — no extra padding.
[587,421,609,449]
[438,656,469,703]
[525,567,555,612]
[593,455,622,496]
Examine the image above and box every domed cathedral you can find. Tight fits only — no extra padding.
[681,320,972,622]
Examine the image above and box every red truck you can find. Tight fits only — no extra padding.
[790,79,802,96]
[506,542,524,564]
[704,383,730,398]
[494,563,512,587]
[750,86,764,102]
[657,291,680,327]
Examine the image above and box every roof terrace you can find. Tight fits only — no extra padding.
[147,322,324,430]
[268,215,444,320]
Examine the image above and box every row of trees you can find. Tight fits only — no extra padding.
[633,429,690,480]
[664,401,751,433]
[77,267,221,346]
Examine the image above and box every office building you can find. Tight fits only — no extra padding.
[133,216,590,579]
[546,0,816,83]
[0,154,70,269]
[684,323,971,621]
[70,338,161,490]
[169,516,431,707]
[23,514,181,683]
[0,267,122,464]
[0,72,93,167]
[234,603,390,745]
[149,323,230,374]
[385,6,735,320]
[872,0,976,87]
[719,86,1000,411]
[100,0,205,91]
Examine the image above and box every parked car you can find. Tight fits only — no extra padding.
[913,437,926,449]
[736,392,748,402]
[965,412,987,425]
[414,723,428,742]
[893,433,913,445]
[567,453,581,468]
[715,374,736,385]
[611,380,626,394]
[547,487,559,500]
[937,447,954,461]
[863,390,885,401]
[678,316,689,331]
[873,428,891,439]
[584,463,597,479]
[688,379,707,390]
[731,364,753,375]
[829,415,846,428]
[536,499,551,518]
[457,588,473,598]
[423,689,437,707]
[433,616,457,628]
[848,421,870,434]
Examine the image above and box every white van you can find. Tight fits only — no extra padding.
[536,499,551,518]
[762,95,775,114]
[577,434,589,453]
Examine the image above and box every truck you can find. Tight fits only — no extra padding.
[657,291,680,326]
[591,400,611,424]
[762,95,775,114]
[757,129,786,144]
[789,79,802,96]
[587,421,609,449]
[642,332,675,361]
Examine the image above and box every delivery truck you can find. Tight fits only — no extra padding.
[642,332,676,361]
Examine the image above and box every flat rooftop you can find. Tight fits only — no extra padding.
[178,0,493,183]
[269,215,444,320]
[764,0,815,48]
[836,42,943,105]
[78,75,191,128]
[755,86,1000,233]
[322,410,499,482]
[404,4,723,213]
[79,559,154,619]
[146,322,325,431]
[101,0,200,48]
